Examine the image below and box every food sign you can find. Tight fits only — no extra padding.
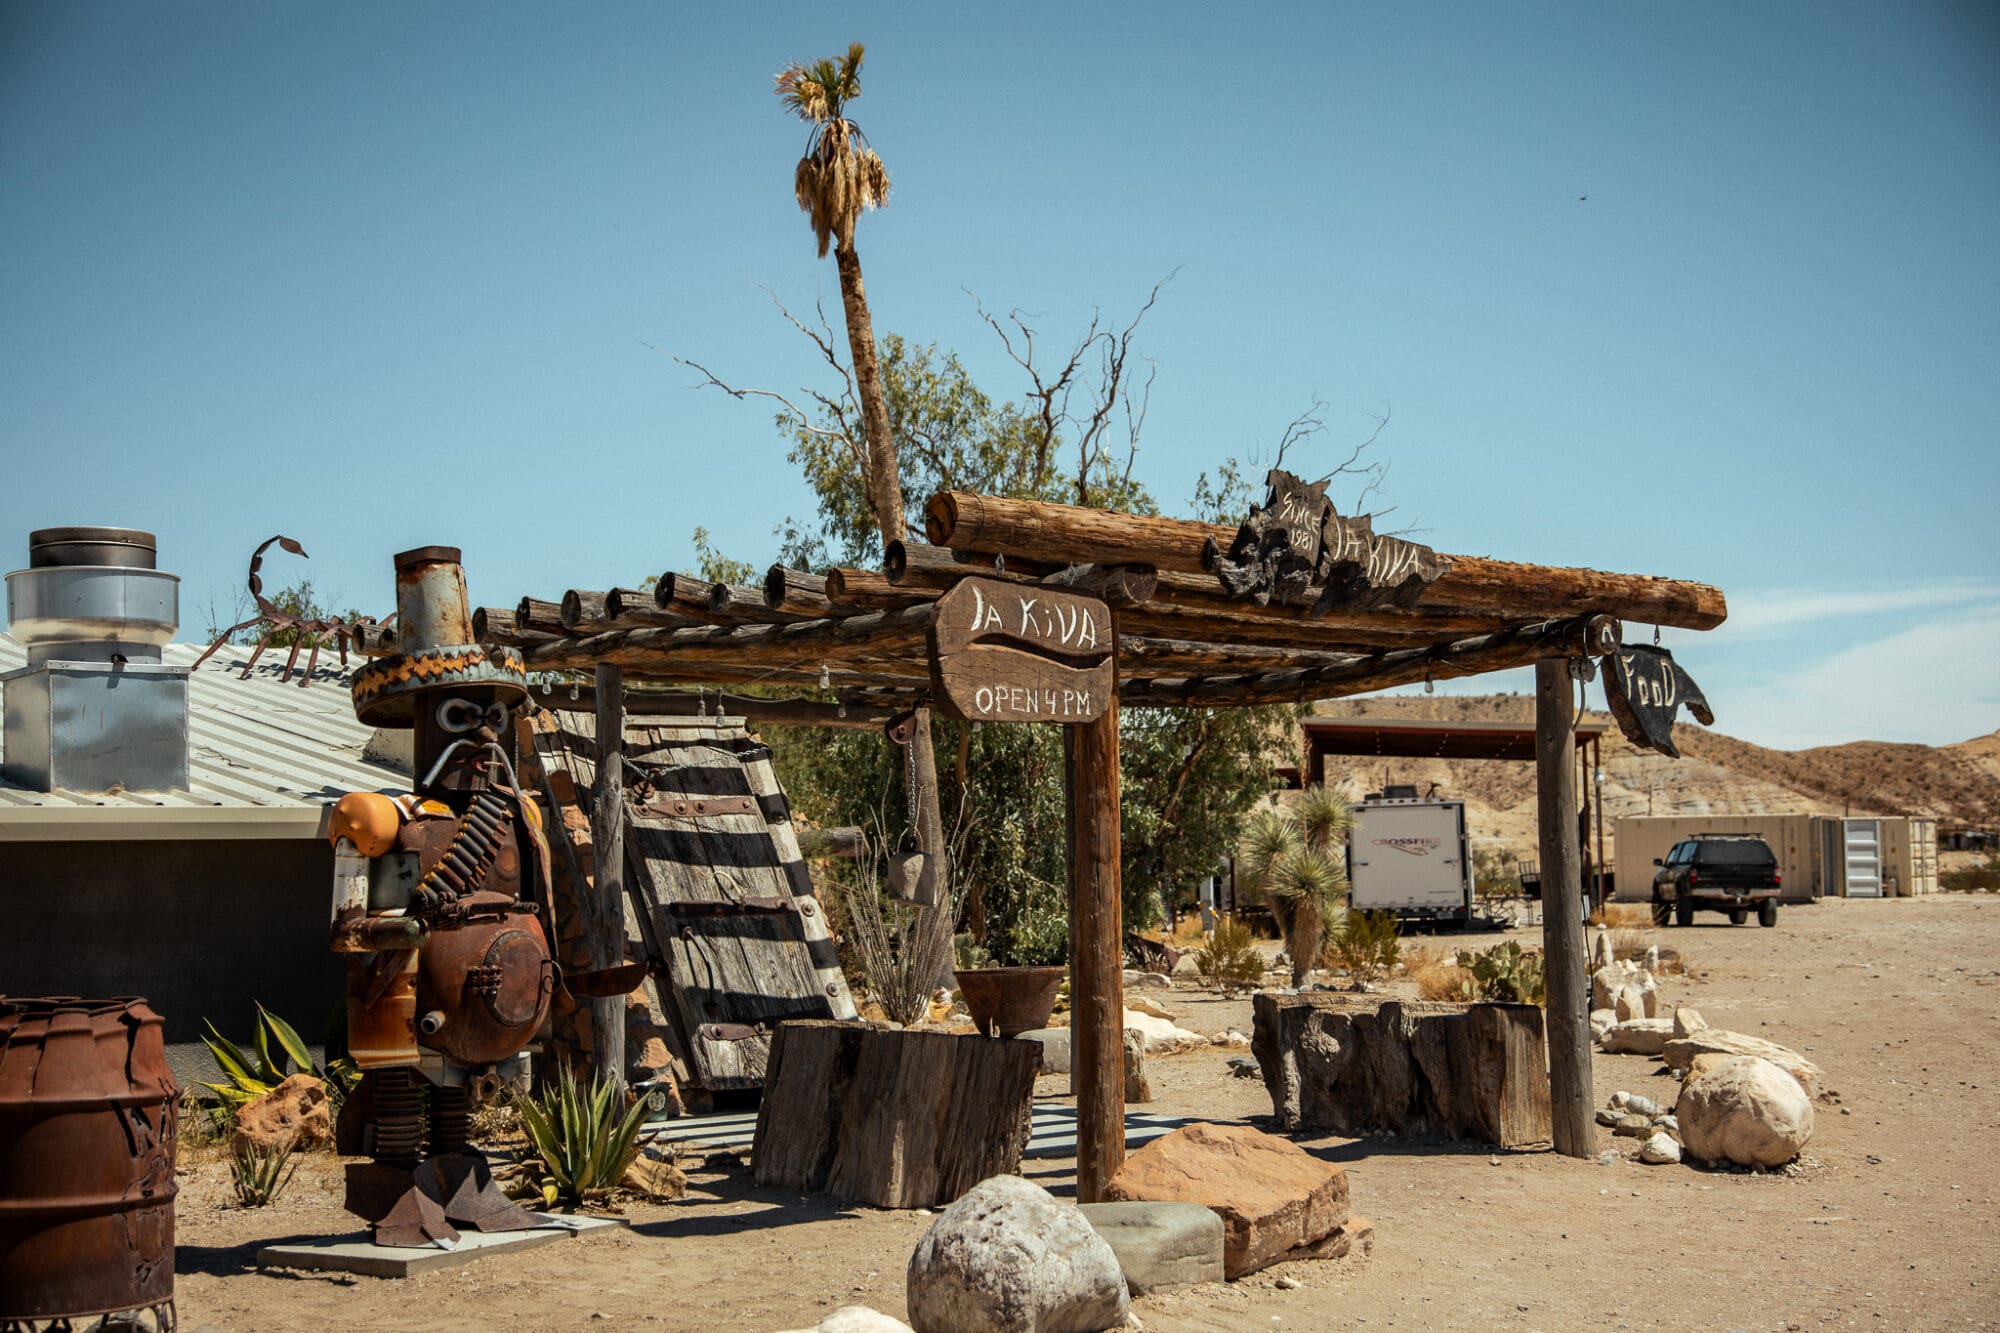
[1602,644,1715,759]
[928,577,1114,724]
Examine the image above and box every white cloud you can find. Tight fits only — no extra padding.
[1710,602,2000,750]
[1713,579,2000,641]
[1365,599,2000,751]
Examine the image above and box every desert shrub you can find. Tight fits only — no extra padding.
[1455,941,1547,1006]
[1942,855,2000,893]
[1608,927,1656,963]
[1589,903,1652,929]
[1473,848,1520,901]
[1169,914,1209,947]
[1323,910,1400,984]
[1194,916,1265,993]
[1402,944,1476,1001]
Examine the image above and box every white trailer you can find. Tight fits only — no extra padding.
[1346,796,1472,922]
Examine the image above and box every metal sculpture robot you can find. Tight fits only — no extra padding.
[325,546,561,1246]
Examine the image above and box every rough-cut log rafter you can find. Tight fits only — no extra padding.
[519,603,936,671]
[1119,615,1621,708]
[926,492,1726,631]
[521,683,898,727]
[764,566,842,617]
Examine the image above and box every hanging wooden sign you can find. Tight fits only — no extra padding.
[928,577,1114,724]
[1209,467,1448,612]
[1603,644,1714,759]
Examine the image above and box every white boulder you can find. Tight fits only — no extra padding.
[1663,1030,1823,1099]
[1598,1017,1674,1056]
[1638,1132,1682,1165]
[1122,1009,1201,1052]
[907,1175,1128,1333]
[1675,1055,1814,1168]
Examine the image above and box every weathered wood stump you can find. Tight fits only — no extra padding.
[751,1020,1042,1208]
[1251,994,1551,1148]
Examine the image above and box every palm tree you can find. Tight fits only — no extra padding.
[1240,785,1354,987]
[775,43,901,546]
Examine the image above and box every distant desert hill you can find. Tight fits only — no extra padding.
[1305,694,2000,863]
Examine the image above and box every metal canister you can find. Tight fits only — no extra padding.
[0,996,178,1325]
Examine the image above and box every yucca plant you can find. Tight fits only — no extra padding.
[514,1068,649,1210]
[1240,785,1355,987]
[229,1134,300,1207]
[200,1002,357,1115]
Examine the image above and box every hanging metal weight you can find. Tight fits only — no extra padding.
[883,710,939,909]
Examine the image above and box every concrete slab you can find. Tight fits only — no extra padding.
[257,1212,625,1278]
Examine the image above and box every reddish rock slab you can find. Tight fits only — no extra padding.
[1101,1122,1350,1279]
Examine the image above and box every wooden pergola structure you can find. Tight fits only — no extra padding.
[383,488,1724,1201]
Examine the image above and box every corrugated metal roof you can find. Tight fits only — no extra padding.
[0,635,408,834]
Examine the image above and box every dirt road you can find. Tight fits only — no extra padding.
[173,895,2000,1331]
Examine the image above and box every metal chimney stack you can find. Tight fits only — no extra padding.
[3,527,190,791]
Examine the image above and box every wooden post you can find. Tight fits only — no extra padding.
[1069,675,1124,1201]
[908,705,954,985]
[589,662,627,1096]
[1535,657,1592,1156]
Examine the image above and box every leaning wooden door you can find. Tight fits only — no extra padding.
[621,734,856,1090]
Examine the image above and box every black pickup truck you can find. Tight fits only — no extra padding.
[1651,834,1782,927]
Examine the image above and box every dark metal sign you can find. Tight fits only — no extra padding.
[1210,468,1448,612]
[1603,644,1714,758]
[928,577,1114,724]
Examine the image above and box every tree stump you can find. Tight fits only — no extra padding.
[751,1021,1042,1208]
[1251,994,1551,1148]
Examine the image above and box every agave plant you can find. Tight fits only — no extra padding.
[200,1002,356,1114]
[513,1068,649,1210]
[229,1134,300,1207]
[1240,785,1355,987]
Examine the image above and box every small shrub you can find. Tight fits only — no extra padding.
[1169,915,1209,947]
[1415,962,1478,1001]
[1607,927,1656,963]
[1193,917,1265,993]
[1323,910,1400,984]
[1473,848,1520,901]
[1403,945,1477,1001]
[514,1069,648,1210]
[229,1135,300,1207]
[1942,855,2000,893]
[1589,903,1652,929]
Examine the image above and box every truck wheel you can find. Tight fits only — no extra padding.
[1759,899,1778,927]
[1651,899,1670,927]
[1674,895,1693,928]
[1729,909,1747,926]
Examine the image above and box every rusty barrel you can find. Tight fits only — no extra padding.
[0,996,178,1323]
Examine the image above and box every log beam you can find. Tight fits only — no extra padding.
[925,491,1726,631]
[1536,657,1594,1157]
[1118,615,1620,708]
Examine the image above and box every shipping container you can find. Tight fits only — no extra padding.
[1613,814,1819,903]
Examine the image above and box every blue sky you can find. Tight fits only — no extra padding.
[3,3,1994,750]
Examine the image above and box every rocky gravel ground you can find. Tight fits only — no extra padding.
[173,895,2000,1331]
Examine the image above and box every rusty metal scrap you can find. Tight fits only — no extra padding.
[0,996,178,1328]
[191,535,392,686]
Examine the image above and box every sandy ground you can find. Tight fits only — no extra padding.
[172,896,2000,1332]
